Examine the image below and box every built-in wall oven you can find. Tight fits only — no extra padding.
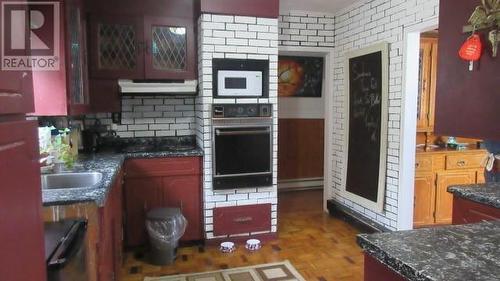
[212,104,272,189]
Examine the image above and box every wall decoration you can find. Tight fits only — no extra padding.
[463,0,499,57]
[278,56,323,97]
[343,42,389,213]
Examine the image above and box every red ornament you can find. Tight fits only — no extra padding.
[459,34,483,61]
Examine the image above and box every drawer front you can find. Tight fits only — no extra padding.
[214,204,271,236]
[124,157,201,178]
[415,155,433,173]
[446,154,484,170]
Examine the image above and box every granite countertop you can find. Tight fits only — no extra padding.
[447,182,500,209]
[357,221,500,281]
[42,147,204,207]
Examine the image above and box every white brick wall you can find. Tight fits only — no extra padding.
[85,96,196,138]
[331,0,439,230]
[279,11,335,47]
[195,13,279,239]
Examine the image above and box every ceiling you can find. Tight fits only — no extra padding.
[279,0,354,14]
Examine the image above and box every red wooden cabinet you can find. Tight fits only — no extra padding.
[0,0,33,115]
[0,120,45,280]
[452,196,500,225]
[124,177,164,247]
[144,16,196,80]
[0,70,34,115]
[213,204,272,236]
[89,14,144,80]
[124,157,202,247]
[98,170,124,281]
[162,175,202,241]
[363,254,407,281]
[31,0,90,116]
[89,14,196,80]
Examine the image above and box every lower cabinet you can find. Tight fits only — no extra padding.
[98,170,124,281]
[413,150,486,227]
[434,171,475,224]
[413,173,435,226]
[42,171,124,281]
[452,196,500,224]
[124,157,202,247]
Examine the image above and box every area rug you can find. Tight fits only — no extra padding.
[143,260,306,281]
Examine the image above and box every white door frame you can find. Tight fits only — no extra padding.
[277,46,335,212]
[398,18,439,230]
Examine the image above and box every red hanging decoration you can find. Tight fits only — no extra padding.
[459,34,483,61]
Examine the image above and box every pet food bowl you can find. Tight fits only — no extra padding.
[220,241,235,253]
[245,239,261,251]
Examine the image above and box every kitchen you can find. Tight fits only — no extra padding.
[1,0,499,281]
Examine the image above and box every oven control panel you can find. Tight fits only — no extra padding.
[213,104,272,118]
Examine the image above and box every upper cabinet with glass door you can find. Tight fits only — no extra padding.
[89,15,195,80]
[416,37,438,133]
[144,16,195,80]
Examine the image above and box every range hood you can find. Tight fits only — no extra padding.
[118,79,198,95]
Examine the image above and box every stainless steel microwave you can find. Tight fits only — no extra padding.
[213,58,269,98]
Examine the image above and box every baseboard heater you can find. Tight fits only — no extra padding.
[277,177,323,190]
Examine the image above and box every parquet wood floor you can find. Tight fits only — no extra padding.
[121,189,365,281]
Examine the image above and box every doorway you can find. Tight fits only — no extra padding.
[276,46,334,211]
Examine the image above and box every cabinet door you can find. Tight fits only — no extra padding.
[144,16,196,80]
[162,175,202,241]
[99,172,123,281]
[416,39,432,132]
[89,15,144,79]
[413,173,435,228]
[435,171,476,224]
[0,120,45,280]
[124,177,163,246]
[66,0,90,115]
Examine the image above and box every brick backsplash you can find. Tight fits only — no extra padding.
[85,96,196,138]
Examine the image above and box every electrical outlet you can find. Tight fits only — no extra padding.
[111,112,121,124]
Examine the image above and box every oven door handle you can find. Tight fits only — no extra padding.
[215,128,270,136]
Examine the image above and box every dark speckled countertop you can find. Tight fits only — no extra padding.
[357,221,500,281]
[448,182,500,209]
[42,147,203,207]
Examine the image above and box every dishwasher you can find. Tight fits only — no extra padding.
[44,219,88,281]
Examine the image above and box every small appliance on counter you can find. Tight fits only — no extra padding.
[45,220,87,281]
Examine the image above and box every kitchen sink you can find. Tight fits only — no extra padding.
[41,172,103,190]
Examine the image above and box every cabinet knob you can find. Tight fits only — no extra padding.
[457,160,466,167]
[415,162,420,168]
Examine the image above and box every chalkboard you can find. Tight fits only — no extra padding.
[344,43,388,212]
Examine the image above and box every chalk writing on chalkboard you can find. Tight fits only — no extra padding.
[344,43,388,213]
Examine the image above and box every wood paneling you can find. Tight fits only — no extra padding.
[199,0,279,18]
[452,196,500,225]
[278,119,324,180]
[435,0,500,140]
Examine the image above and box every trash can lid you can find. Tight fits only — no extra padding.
[147,208,182,221]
